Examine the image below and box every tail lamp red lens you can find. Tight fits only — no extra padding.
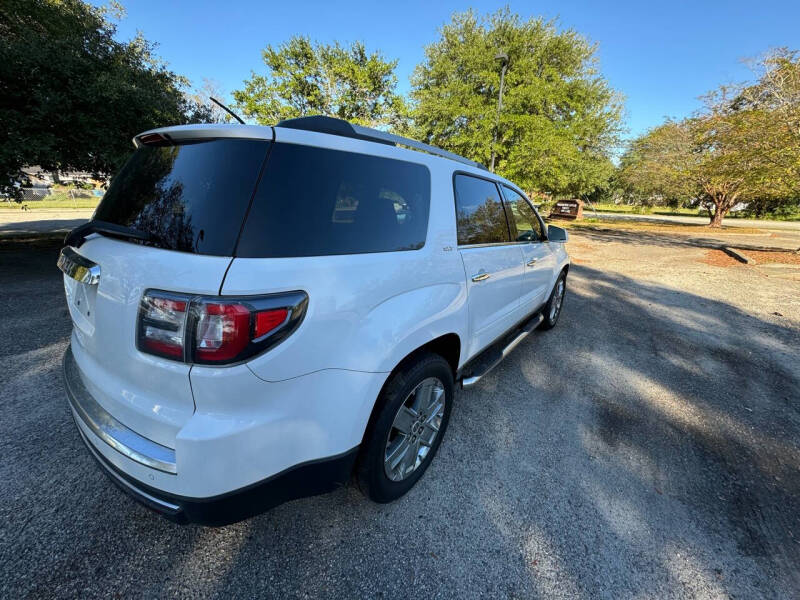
[137,290,307,365]
[255,308,288,339]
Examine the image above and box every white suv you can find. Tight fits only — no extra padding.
[59,116,570,525]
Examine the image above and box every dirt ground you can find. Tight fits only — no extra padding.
[565,227,800,323]
[739,250,800,265]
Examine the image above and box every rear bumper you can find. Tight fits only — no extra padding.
[64,346,177,473]
[73,418,357,525]
[64,346,363,525]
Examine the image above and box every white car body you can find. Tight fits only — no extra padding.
[60,117,569,524]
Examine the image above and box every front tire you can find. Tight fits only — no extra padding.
[357,352,454,503]
[539,272,566,330]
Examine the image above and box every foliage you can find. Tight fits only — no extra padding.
[409,8,623,197]
[185,78,233,124]
[233,37,407,128]
[0,0,210,200]
[616,120,696,206]
[617,48,800,226]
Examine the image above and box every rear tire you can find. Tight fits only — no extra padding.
[357,352,454,503]
[539,272,566,330]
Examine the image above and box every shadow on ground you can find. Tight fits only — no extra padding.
[570,225,798,253]
[0,218,88,237]
[1,242,798,598]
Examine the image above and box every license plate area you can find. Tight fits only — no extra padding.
[58,246,102,336]
[64,270,98,336]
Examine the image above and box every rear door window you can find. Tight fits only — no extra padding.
[502,185,545,242]
[94,139,270,256]
[453,174,511,245]
[237,143,430,258]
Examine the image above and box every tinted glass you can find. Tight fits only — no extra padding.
[502,185,544,242]
[95,139,270,255]
[237,143,430,258]
[454,175,510,245]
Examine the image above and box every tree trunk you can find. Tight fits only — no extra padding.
[708,201,729,228]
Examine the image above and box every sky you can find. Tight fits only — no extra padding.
[95,0,800,139]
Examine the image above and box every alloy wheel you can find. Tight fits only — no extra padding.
[384,377,446,482]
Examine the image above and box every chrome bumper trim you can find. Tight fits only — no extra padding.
[63,346,178,474]
[75,425,181,514]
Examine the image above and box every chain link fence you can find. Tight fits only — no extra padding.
[2,187,104,207]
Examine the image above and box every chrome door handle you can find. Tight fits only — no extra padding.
[526,258,538,267]
[471,272,491,282]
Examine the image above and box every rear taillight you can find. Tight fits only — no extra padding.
[136,290,307,365]
[194,302,251,362]
[137,293,188,360]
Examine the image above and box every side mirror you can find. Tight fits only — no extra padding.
[547,225,569,243]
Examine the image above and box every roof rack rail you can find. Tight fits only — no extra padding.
[276,115,488,171]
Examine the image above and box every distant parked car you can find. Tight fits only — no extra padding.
[59,116,570,525]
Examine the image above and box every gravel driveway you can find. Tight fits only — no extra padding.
[1,233,799,599]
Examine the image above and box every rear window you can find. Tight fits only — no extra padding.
[94,139,270,255]
[236,143,430,258]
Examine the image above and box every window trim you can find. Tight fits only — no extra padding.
[499,184,549,243]
[451,170,514,248]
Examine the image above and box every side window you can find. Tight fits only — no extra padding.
[502,186,544,242]
[454,175,511,245]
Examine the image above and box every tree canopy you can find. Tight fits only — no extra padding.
[617,49,800,226]
[0,0,210,197]
[233,37,407,128]
[408,8,623,198]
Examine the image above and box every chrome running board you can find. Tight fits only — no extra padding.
[461,313,544,389]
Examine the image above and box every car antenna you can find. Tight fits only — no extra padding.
[209,97,245,125]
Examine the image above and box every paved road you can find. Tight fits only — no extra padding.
[1,238,799,598]
[0,209,93,238]
[591,211,800,231]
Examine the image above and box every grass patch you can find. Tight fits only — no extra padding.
[587,202,800,221]
[1,193,100,210]
[587,203,698,217]
[723,211,800,222]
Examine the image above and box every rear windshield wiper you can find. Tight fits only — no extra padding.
[64,220,154,248]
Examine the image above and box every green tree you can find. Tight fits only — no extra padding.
[0,0,209,199]
[233,37,407,128]
[409,8,623,198]
[615,120,696,208]
[617,49,800,227]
